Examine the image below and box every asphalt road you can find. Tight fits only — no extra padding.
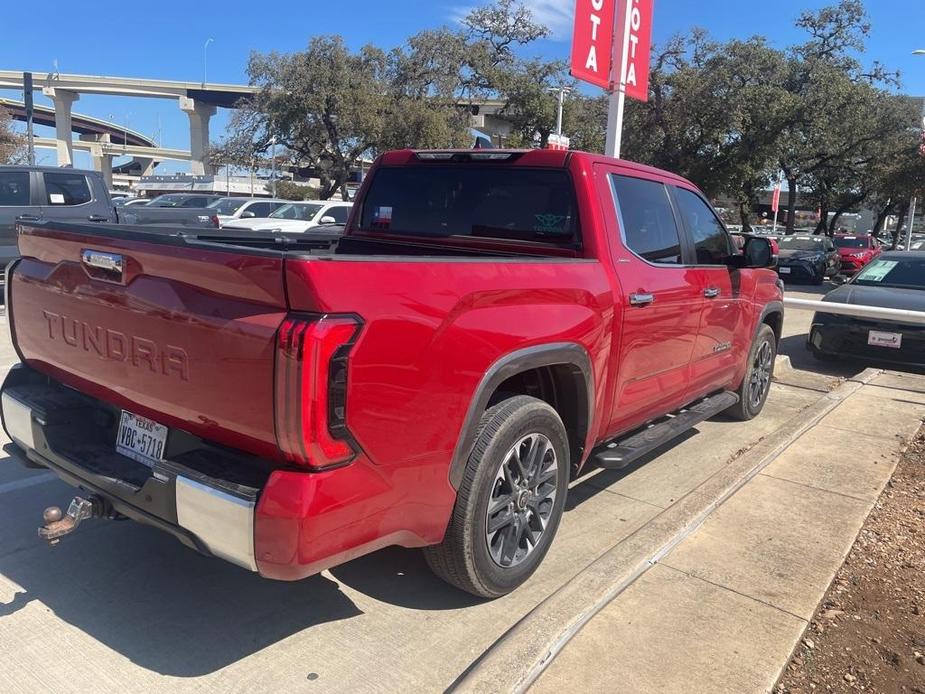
[0,298,847,693]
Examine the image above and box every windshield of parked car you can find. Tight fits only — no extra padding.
[779,236,825,251]
[834,237,869,249]
[853,258,925,290]
[358,165,580,246]
[270,203,323,221]
[145,194,188,207]
[207,198,247,215]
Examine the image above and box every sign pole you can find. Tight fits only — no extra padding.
[605,0,634,159]
[771,173,783,234]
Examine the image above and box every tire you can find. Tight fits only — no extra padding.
[425,395,569,598]
[727,324,777,421]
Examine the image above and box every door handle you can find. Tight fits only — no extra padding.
[15,214,40,222]
[629,292,655,306]
[87,215,109,222]
[704,287,721,299]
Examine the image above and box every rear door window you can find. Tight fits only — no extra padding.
[0,172,30,206]
[359,166,579,246]
[43,172,92,206]
[610,175,684,264]
[673,187,731,264]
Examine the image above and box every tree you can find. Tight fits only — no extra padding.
[0,108,25,164]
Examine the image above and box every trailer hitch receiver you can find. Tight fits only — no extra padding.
[39,495,108,545]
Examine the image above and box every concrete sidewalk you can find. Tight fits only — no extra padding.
[458,370,925,694]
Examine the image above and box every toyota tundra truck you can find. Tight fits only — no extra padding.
[1,149,782,598]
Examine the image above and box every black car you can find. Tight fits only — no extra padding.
[777,235,841,284]
[808,251,925,368]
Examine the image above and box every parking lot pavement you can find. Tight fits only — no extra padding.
[0,330,837,691]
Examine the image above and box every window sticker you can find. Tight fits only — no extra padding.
[860,261,897,282]
[372,206,393,229]
[534,214,568,234]
[49,193,66,204]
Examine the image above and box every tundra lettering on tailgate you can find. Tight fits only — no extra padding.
[41,310,190,381]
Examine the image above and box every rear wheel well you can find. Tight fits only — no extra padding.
[487,365,588,470]
[762,310,783,344]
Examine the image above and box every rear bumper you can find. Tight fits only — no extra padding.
[1,364,261,572]
[0,364,444,580]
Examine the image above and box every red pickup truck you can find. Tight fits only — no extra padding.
[1,149,782,598]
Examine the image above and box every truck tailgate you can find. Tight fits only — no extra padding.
[9,223,288,460]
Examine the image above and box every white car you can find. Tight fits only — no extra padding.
[224,201,353,233]
[206,197,288,227]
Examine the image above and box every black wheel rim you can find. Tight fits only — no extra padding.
[485,433,558,569]
[748,340,773,410]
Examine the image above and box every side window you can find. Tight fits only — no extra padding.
[610,175,684,264]
[673,187,731,265]
[249,203,274,217]
[43,172,91,206]
[0,172,30,206]
[328,206,350,224]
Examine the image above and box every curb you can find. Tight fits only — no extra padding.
[451,369,884,694]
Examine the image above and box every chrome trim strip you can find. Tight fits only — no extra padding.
[2,392,35,451]
[175,476,257,572]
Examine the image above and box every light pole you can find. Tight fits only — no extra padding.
[548,87,571,137]
[270,133,277,198]
[203,38,214,87]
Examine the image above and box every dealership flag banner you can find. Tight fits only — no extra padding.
[570,0,654,157]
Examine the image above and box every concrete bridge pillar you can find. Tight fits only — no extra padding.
[80,133,113,188]
[179,96,216,175]
[43,88,80,167]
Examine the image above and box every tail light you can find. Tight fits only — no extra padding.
[275,314,361,469]
[210,215,221,228]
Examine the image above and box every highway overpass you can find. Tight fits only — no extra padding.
[0,70,259,175]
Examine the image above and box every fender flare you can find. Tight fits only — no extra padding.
[448,343,594,490]
[757,301,784,342]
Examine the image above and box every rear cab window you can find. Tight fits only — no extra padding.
[358,165,580,248]
[43,172,92,206]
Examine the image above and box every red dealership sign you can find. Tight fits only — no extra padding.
[570,0,617,90]
[571,0,653,102]
[613,0,653,101]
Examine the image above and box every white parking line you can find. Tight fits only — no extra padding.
[0,472,57,496]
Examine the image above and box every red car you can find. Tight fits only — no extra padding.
[834,233,881,274]
[2,149,782,597]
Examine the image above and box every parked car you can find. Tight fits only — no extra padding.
[776,234,841,284]
[143,193,224,208]
[1,148,782,598]
[833,233,881,274]
[0,166,116,275]
[206,197,288,227]
[809,251,925,368]
[120,198,152,207]
[224,201,352,232]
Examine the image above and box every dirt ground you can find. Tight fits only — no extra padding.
[777,430,925,693]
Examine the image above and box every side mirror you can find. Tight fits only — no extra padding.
[729,237,776,269]
[319,215,337,225]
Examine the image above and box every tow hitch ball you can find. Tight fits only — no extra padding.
[38,495,109,545]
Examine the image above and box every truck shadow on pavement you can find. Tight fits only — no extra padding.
[0,506,362,677]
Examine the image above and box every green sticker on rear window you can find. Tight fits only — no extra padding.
[534,214,568,234]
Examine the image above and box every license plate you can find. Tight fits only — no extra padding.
[779,267,791,274]
[116,411,168,467]
[868,331,902,350]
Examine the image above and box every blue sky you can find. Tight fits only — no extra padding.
[2,0,923,171]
